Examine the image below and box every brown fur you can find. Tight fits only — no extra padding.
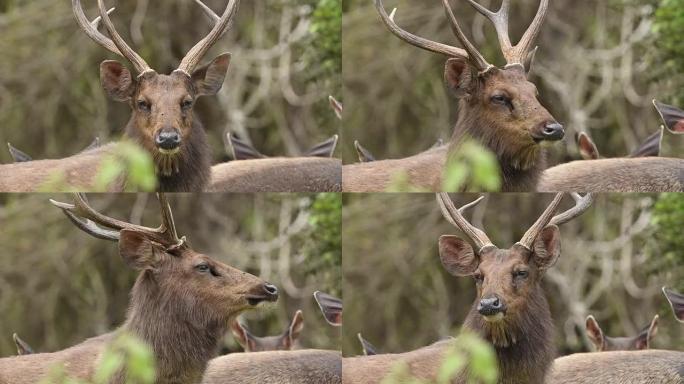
[210,158,342,192]
[0,231,275,384]
[201,350,342,384]
[343,66,560,192]
[548,350,684,384]
[0,144,118,192]
[538,158,684,192]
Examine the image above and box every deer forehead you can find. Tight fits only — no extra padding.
[136,73,195,101]
[478,248,529,270]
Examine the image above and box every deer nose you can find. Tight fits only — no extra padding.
[478,295,505,317]
[155,128,182,151]
[540,122,565,141]
[263,283,279,298]
[246,283,279,306]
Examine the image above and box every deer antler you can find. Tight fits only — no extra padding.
[376,0,549,72]
[375,0,491,72]
[517,193,593,250]
[50,193,185,249]
[437,193,494,252]
[95,0,152,74]
[464,0,548,67]
[72,0,121,57]
[177,0,241,74]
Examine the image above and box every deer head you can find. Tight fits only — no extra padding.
[230,310,304,352]
[73,0,239,179]
[437,192,592,346]
[50,193,279,328]
[375,0,563,171]
[585,315,659,351]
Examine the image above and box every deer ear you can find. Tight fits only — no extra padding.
[577,132,599,160]
[654,99,684,134]
[523,46,538,76]
[438,235,478,276]
[444,58,476,98]
[635,315,659,350]
[118,230,160,270]
[585,315,604,351]
[282,310,304,349]
[191,53,231,97]
[532,225,561,271]
[230,320,251,351]
[100,61,136,102]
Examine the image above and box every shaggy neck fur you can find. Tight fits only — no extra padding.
[448,99,547,192]
[120,272,227,384]
[463,285,555,384]
[125,119,211,192]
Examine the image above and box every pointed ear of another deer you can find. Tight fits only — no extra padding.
[314,291,343,327]
[282,310,304,349]
[230,320,255,352]
[635,315,659,350]
[576,132,600,160]
[228,133,267,160]
[630,128,663,158]
[654,99,684,134]
[7,143,32,163]
[305,135,339,158]
[357,333,379,356]
[585,315,605,351]
[354,141,376,163]
[663,287,684,323]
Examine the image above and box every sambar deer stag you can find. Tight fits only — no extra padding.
[343,0,564,192]
[0,0,239,192]
[342,193,593,384]
[230,310,304,352]
[0,193,279,384]
[584,314,659,351]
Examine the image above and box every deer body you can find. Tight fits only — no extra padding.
[210,158,342,192]
[538,158,684,192]
[547,350,684,384]
[201,350,342,384]
[342,146,447,192]
[0,144,117,192]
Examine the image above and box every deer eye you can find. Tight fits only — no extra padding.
[490,94,511,106]
[513,270,529,279]
[181,100,193,110]
[195,264,211,273]
[137,100,151,112]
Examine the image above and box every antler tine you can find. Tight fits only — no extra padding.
[374,0,472,62]
[178,0,241,74]
[96,0,151,74]
[50,194,184,247]
[549,193,594,226]
[72,0,121,56]
[437,193,494,253]
[441,0,493,71]
[194,0,221,23]
[464,0,547,67]
[515,0,548,65]
[516,193,564,250]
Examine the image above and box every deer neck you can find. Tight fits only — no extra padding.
[448,105,546,191]
[122,273,226,384]
[463,286,555,384]
[125,119,212,192]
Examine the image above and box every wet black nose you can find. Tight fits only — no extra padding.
[540,122,565,141]
[263,283,279,300]
[155,129,181,150]
[478,295,504,316]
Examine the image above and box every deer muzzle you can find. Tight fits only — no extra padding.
[478,295,506,320]
[531,121,565,143]
[246,283,279,306]
[155,127,182,154]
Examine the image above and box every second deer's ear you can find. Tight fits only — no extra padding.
[635,315,659,350]
[577,132,600,160]
[438,235,478,276]
[192,53,232,97]
[100,61,136,102]
[444,58,476,98]
[118,230,161,270]
[282,310,304,350]
[230,320,256,352]
[585,315,604,351]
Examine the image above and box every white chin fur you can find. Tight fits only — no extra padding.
[483,313,505,322]
[159,148,181,155]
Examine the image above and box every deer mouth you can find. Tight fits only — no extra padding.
[245,283,279,306]
[158,147,181,156]
[482,312,505,323]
